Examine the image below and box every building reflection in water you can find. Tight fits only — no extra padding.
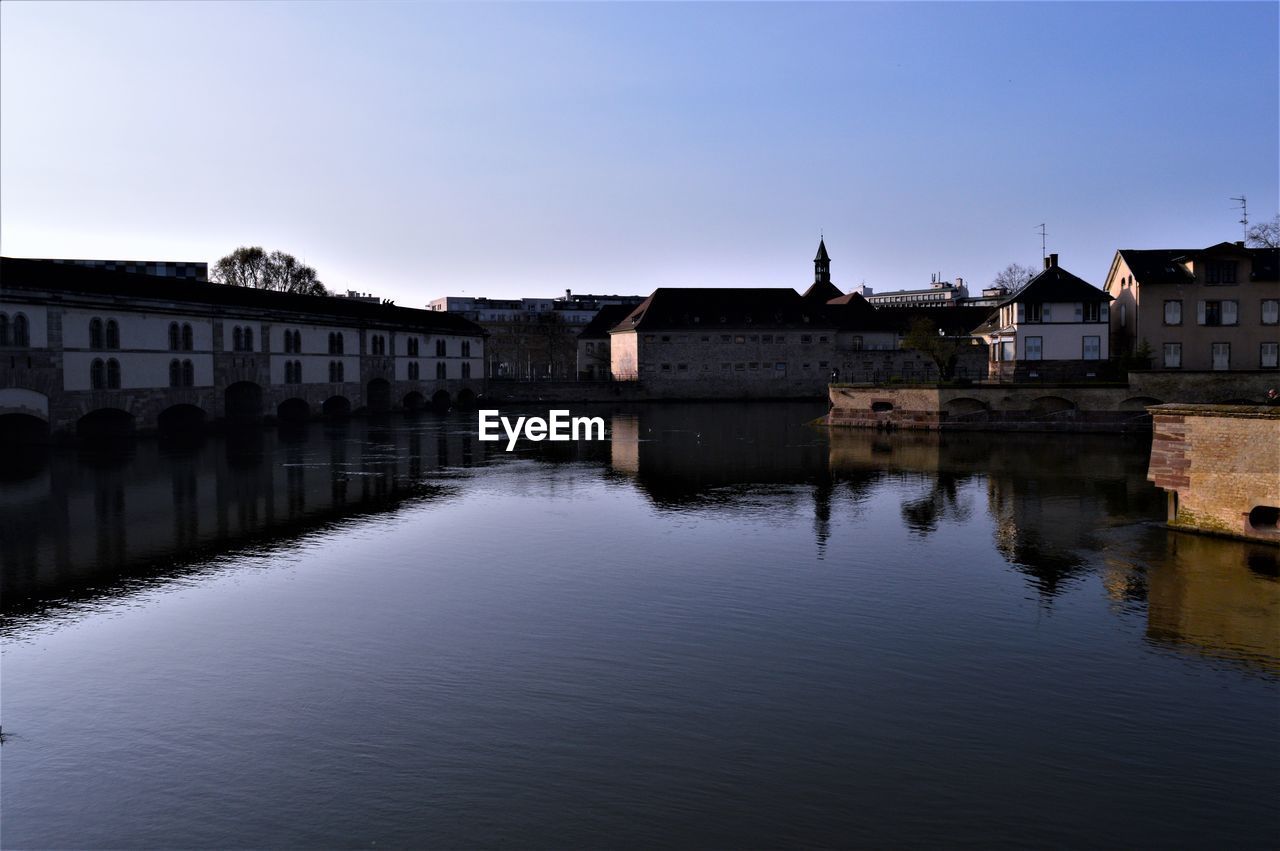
[0,415,487,617]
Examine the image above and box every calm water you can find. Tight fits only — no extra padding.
[2,403,1277,849]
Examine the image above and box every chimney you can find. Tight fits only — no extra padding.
[565,289,572,300]
[1236,241,1245,247]
[1045,253,1058,269]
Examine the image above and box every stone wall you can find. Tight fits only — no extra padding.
[1147,404,1280,543]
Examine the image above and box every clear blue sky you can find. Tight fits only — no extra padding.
[2,2,1276,304]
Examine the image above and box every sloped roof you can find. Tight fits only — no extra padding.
[1002,264,1111,306]
[577,303,638,339]
[802,279,843,303]
[1119,244,1279,284]
[0,257,486,335]
[866,305,997,336]
[611,288,832,332]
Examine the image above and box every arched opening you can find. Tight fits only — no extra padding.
[277,398,311,424]
[367,378,391,413]
[322,395,351,418]
[1030,396,1076,416]
[157,404,207,436]
[403,391,426,412]
[1248,506,1280,534]
[871,401,894,413]
[942,394,988,414]
[77,408,135,440]
[224,381,264,422]
[0,412,50,446]
[431,389,451,412]
[1118,396,1162,411]
[455,388,477,410]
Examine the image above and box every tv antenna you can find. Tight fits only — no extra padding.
[1231,195,1248,242]
[1036,223,1048,259]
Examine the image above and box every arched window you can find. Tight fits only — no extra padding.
[461,362,471,379]
[436,362,447,379]
[233,326,244,351]
[292,330,301,353]
[183,324,194,351]
[169,359,182,387]
[12,313,28,347]
[328,361,335,383]
[436,339,446,357]
[91,358,105,389]
[90,318,104,349]
[169,322,181,351]
[408,362,419,380]
[183,359,194,387]
[0,313,8,346]
[244,327,254,352]
[105,319,120,350]
[106,358,121,389]
[462,341,471,357]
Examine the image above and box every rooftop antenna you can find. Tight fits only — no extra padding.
[1231,195,1248,242]
[1036,223,1048,260]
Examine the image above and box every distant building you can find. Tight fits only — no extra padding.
[978,254,1113,381]
[1103,241,1279,372]
[576,303,639,380]
[428,291,644,379]
[854,275,970,308]
[0,257,485,438]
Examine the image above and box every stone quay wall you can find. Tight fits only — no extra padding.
[1147,404,1280,543]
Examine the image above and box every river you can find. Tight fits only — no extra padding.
[2,402,1277,848]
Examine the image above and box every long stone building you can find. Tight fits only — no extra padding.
[0,257,486,439]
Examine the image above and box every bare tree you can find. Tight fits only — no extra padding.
[992,262,1039,295]
[1247,214,1280,248]
[902,316,964,380]
[213,246,328,296]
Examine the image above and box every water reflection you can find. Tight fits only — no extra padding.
[0,416,487,617]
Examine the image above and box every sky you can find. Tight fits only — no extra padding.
[2,1,1277,306]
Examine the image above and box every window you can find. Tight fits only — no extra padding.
[1001,341,1015,361]
[243,327,253,352]
[436,339,447,357]
[461,362,471,378]
[1263,300,1279,326]
[1119,303,1126,328]
[661,363,671,371]
[775,362,786,374]
[233,326,244,351]
[1025,336,1043,361]
[1222,300,1238,325]
[735,336,746,344]
[801,335,812,344]
[0,313,7,346]
[328,360,344,383]
[408,361,420,380]
[1198,300,1237,326]
[328,332,344,354]
[90,318,104,349]
[169,322,181,351]
[184,324,194,351]
[106,358,121,389]
[1026,303,1042,323]
[1083,302,1100,322]
[106,320,120,349]
[408,337,419,357]
[1261,343,1278,369]
[1164,300,1182,326]
[1163,343,1181,369]
[436,362,447,379]
[10,313,28,347]
[183,360,194,387]
[1205,260,1238,285]
[462,341,471,357]
[1212,342,1230,371]
[720,335,731,343]
[170,359,182,387]
[91,358,105,389]
[1082,336,1100,360]
[851,336,863,351]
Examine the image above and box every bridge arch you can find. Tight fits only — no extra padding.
[1029,396,1076,416]
[0,412,50,445]
[944,397,990,419]
[0,387,49,421]
[1118,396,1162,411]
[431,389,451,412]
[322,395,351,418]
[455,387,477,410]
[402,391,426,412]
[225,381,264,422]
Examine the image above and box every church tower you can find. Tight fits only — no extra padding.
[814,238,831,286]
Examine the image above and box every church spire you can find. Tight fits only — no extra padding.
[814,238,831,285]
